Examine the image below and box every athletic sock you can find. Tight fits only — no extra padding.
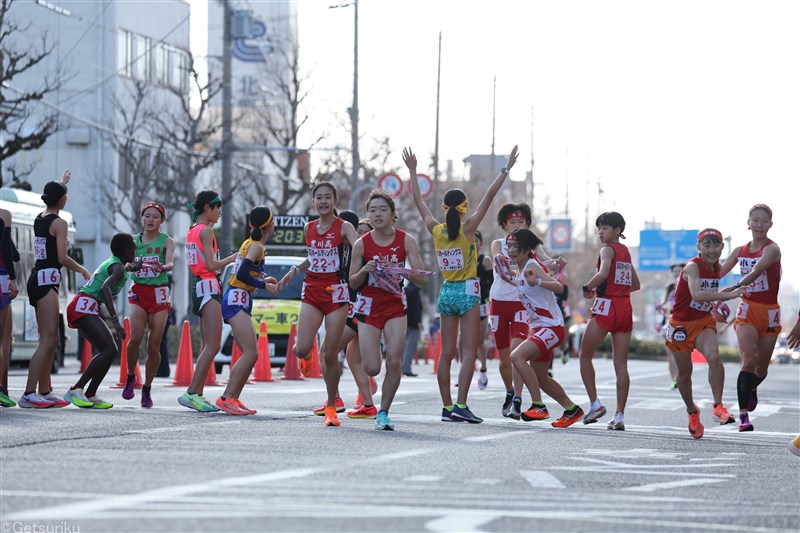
[753,374,766,390]
[590,399,603,412]
[443,405,454,412]
[737,371,756,410]
[24,390,35,396]
[378,409,388,416]
[142,385,151,394]
[455,403,467,409]
[565,404,580,414]
[513,396,522,402]
[40,391,50,396]
[532,401,546,408]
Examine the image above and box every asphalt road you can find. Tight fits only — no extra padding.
[1,356,798,533]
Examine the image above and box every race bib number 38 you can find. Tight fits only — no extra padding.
[227,288,250,307]
[437,248,465,271]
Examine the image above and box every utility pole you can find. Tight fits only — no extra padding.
[220,0,233,254]
[348,0,361,210]
[529,107,535,207]
[432,31,441,183]
[490,75,496,169]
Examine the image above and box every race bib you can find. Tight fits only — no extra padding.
[0,275,9,294]
[437,248,465,271]
[513,310,529,324]
[308,248,340,273]
[154,286,171,305]
[75,296,99,315]
[489,315,499,332]
[37,268,61,286]
[613,262,633,286]
[736,301,748,320]
[464,279,480,296]
[355,294,373,316]
[186,243,199,266]
[226,287,250,307]
[591,297,612,316]
[533,327,560,350]
[689,278,717,312]
[768,308,781,328]
[479,303,489,317]
[347,301,356,319]
[329,283,349,304]
[739,257,768,292]
[34,237,47,260]
[135,255,160,279]
[195,278,219,298]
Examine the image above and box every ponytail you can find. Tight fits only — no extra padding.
[248,206,273,241]
[442,188,467,241]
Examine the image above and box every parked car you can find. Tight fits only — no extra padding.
[771,333,799,364]
[214,255,308,372]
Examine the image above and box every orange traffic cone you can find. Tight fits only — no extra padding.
[204,355,219,386]
[691,349,708,365]
[80,338,93,373]
[425,335,434,364]
[253,321,275,382]
[282,322,303,381]
[432,331,441,373]
[168,321,194,387]
[112,317,142,389]
[307,336,323,378]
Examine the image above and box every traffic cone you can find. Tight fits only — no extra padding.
[112,317,142,389]
[253,321,275,382]
[282,322,303,380]
[80,338,93,373]
[168,321,194,387]
[691,349,708,365]
[204,355,219,386]
[307,336,323,378]
[432,331,441,373]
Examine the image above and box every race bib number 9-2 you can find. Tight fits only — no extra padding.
[34,237,47,260]
[437,248,465,271]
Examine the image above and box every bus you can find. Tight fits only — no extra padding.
[1,187,82,372]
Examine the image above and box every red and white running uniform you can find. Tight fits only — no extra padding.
[591,242,633,333]
[356,230,408,330]
[515,258,564,363]
[735,239,781,336]
[302,218,349,315]
[489,239,528,350]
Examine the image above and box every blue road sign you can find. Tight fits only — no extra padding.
[638,229,699,272]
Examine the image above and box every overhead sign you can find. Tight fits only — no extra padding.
[547,218,574,253]
[377,173,403,198]
[416,174,433,199]
[638,229,699,271]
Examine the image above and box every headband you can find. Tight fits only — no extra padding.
[443,199,468,215]
[142,201,165,218]
[358,218,374,229]
[697,229,723,243]
[749,203,772,217]
[258,211,274,231]
[186,196,222,223]
[504,210,527,223]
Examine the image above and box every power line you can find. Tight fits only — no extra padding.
[57,1,112,64]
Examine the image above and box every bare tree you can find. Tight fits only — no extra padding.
[0,0,64,183]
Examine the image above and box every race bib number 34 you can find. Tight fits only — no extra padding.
[437,248,465,271]
[75,296,99,315]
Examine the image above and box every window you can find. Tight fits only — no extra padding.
[133,34,151,80]
[157,43,189,91]
[117,30,133,77]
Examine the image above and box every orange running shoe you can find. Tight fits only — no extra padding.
[235,399,257,415]
[712,403,735,425]
[688,407,704,439]
[551,406,584,428]
[216,396,249,416]
[299,357,313,377]
[347,404,378,419]
[313,397,345,416]
[369,376,378,395]
[324,406,341,426]
[521,404,549,421]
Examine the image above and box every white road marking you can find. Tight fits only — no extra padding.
[405,475,441,482]
[425,513,496,532]
[464,430,539,442]
[520,470,565,489]
[623,478,726,492]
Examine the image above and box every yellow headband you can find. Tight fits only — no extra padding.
[259,211,274,230]
[443,200,468,215]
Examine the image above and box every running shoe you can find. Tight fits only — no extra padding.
[790,435,800,457]
[216,396,249,415]
[477,369,488,390]
[670,377,678,390]
[141,388,153,409]
[501,393,514,417]
[299,357,313,377]
[178,392,217,412]
[62,389,93,408]
[738,414,753,432]
[551,407,584,428]
[122,375,136,400]
[19,392,55,409]
[712,403,735,425]
[324,405,341,427]
[375,411,394,431]
[607,415,625,431]
[748,387,758,412]
[688,407,704,439]
[41,393,69,408]
[235,399,257,415]
[86,395,113,409]
[369,376,378,394]
[521,404,550,421]
[313,397,345,416]
[583,403,607,424]
[352,392,364,410]
[547,369,553,378]
[561,350,569,365]
[0,390,16,408]
[441,408,458,422]
[509,398,522,420]
[451,405,483,424]
[347,404,378,419]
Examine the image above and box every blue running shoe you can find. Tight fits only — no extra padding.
[452,405,483,424]
[376,410,394,431]
[442,408,460,422]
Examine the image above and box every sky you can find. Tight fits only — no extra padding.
[192,0,799,291]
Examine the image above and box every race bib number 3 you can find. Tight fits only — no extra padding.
[34,237,47,260]
[330,283,349,304]
[308,248,340,273]
[437,248,465,271]
[195,279,219,298]
[75,296,99,315]
[154,286,171,305]
[614,262,633,286]
[227,288,250,307]
[591,297,612,316]
[186,243,199,266]
[37,268,61,286]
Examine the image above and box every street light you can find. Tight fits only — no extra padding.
[328,1,360,211]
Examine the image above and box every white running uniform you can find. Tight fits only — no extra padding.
[515,258,564,329]
[489,239,518,301]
